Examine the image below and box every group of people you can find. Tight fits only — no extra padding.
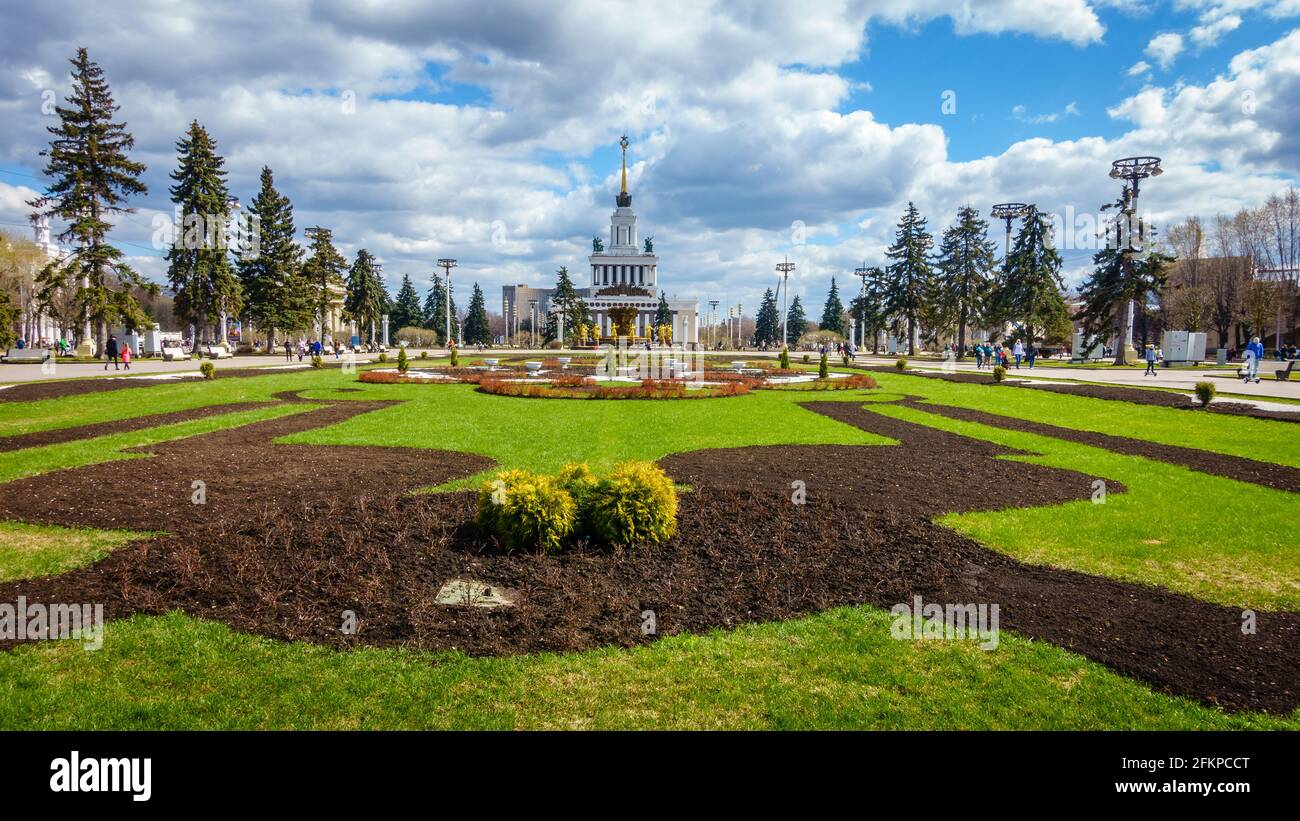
[971,340,1038,370]
[283,338,345,362]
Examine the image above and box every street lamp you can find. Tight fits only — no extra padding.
[854,263,872,350]
[528,299,538,349]
[437,258,457,348]
[990,203,1031,261]
[776,259,795,347]
[1108,156,1164,364]
[708,300,719,350]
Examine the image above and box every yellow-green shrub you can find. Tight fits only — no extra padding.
[476,469,576,553]
[586,461,678,547]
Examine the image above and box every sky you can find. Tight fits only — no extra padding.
[1,0,1299,317]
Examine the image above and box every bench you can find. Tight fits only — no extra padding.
[2,348,51,364]
[161,346,188,362]
[1277,360,1297,381]
[204,344,234,359]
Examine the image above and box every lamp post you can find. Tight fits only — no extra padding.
[990,203,1031,261]
[776,259,795,347]
[528,299,538,349]
[1108,156,1163,365]
[437,258,457,348]
[854,263,872,351]
[708,300,719,350]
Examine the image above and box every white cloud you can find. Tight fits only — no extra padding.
[1190,13,1242,47]
[1145,32,1186,69]
[1127,60,1152,76]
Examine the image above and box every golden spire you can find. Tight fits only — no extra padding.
[619,134,629,194]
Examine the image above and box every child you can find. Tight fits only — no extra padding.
[121,341,133,370]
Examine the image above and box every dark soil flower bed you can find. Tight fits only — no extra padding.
[1,390,1296,712]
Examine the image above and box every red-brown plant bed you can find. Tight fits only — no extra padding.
[760,374,879,391]
[477,377,750,400]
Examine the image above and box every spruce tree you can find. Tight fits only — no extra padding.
[848,267,887,352]
[785,295,807,345]
[389,273,422,331]
[883,202,934,355]
[461,282,492,345]
[934,205,996,357]
[422,273,459,344]
[345,249,385,344]
[29,48,157,356]
[302,226,348,341]
[546,266,590,344]
[237,167,308,349]
[819,278,846,335]
[987,206,1070,346]
[753,287,780,347]
[1074,194,1173,364]
[166,120,240,344]
[655,292,672,339]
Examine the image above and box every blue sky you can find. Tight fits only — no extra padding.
[1,0,1298,317]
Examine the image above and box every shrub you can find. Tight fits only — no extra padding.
[818,352,829,379]
[397,347,409,373]
[1195,381,1216,407]
[841,354,850,367]
[778,346,790,369]
[586,461,678,547]
[476,469,576,553]
[801,353,810,364]
[311,354,324,369]
[199,361,216,380]
[420,351,428,359]
[450,346,459,367]
[895,356,907,371]
[992,365,1006,382]
[377,352,388,363]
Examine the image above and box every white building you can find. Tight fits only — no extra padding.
[503,136,699,347]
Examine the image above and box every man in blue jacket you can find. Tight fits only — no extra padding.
[1245,336,1265,383]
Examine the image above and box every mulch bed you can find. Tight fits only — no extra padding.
[889,396,1300,494]
[860,365,1300,423]
[1,393,1296,713]
[0,402,272,453]
[0,365,328,403]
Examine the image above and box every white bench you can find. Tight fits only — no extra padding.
[2,348,51,364]
[204,344,234,359]
[161,346,188,362]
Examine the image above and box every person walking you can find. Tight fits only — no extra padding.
[103,334,120,371]
[1012,339,1024,369]
[1026,342,1037,369]
[974,344,984,369]
[1143,343,1158,376]
[120,340,133,371]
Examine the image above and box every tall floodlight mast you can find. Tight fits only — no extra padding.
[437,258,458,347]
[854,263,871,350]
[776,258,796,346]
[990,203,1031,262]
[708,299,719,350]
[1108,156,1163,365]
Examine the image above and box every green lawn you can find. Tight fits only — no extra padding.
[0,365,1296,729]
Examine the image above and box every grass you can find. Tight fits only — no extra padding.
[866,402,1300,610]
[1,610,1295,730]
[0,521,143,582]
[0,364,1296,728]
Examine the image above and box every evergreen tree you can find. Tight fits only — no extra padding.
[422,273,459,344]
[0,290,18,349]
[753,287,780,347]
[934,205,996,357]
[28,48,157,356]
[1074,193,1174,364]
[165,120,240,344]
[848,267,888,352]
[345,249,385,344]
[545,266,591,344]
[461,282,492,345]
[302,226,347,341]
[987,206,1070,345]
[883,202,934,355]
[390,273,422,330]
[237,167,309,349]
[785,295,807,345]
[819,278,846,335]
